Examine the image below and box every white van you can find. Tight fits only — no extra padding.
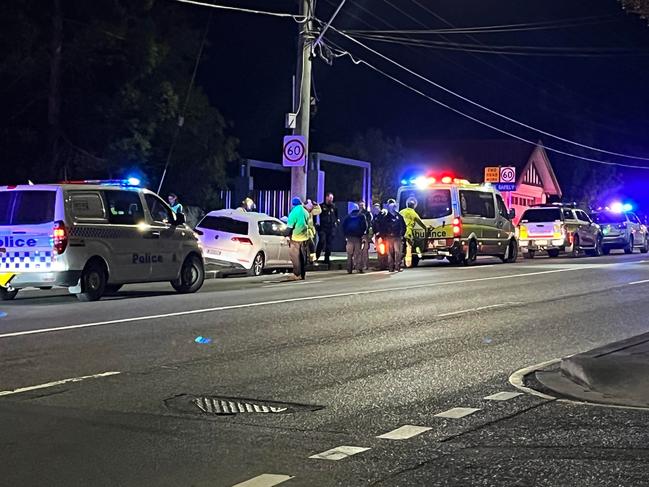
[0,181,204,301]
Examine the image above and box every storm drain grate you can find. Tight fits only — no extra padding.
[164,394,324,416]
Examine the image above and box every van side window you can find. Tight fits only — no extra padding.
[495,194,509,219]
[460,190,495,218]
[69,192,106,222]
[105,190,144,225]
[144,194,174,224]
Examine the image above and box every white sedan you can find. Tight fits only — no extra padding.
[195,210,293,276]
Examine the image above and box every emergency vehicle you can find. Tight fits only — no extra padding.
[396,176,518,265]
[0,180,204,301]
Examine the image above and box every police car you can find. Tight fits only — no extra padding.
[0,179,204,301]
[397,175,518,265]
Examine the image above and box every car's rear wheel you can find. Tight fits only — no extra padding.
[171,255,205,293]
[0,287,18,300]
[77,260,107,302]
[641,237,649,254]
[624,236,634,254]
[463,240,478,266]
[249,252,265,277]
[523,250,535,259]
[547,249,560,258]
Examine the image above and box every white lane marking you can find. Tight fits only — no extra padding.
[0,268,579,340]
[309,445,370,461]
[377,425,432,440]
[509,358,649,411]
[264,280,322,287]
[628,279,649,285]
[484,391,522,401]
[232,474,294,487]
[437,302,522,317]
[0,371,120,397]
[434,407,480,419]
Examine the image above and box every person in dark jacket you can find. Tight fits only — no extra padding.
[382,199,406,272]
[316,192,339,265]
[358,200,373,270]
[372,203,388,270]
[342,203,368,273]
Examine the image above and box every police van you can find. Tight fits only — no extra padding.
[0,180,204,301]
[397,176,518,265]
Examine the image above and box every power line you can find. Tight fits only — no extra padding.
[325,39,649,169]
[330,28,649,161]
[173,0,306,21]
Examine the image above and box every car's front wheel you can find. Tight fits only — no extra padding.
[171,255,205,293]
[0,287,18,300]
[500,239,518,263]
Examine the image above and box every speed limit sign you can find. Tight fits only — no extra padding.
[499,166,516,183]
[282,135,307,167]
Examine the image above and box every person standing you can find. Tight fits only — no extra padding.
[286,196,310,280]
[316,192,339,266]
[167,193,183,214]
[372,203,388,271]
[383,199,406,272]
[399,198,427,267]
[342,203,368,274]
[358,200,373,270]
[304,199,322,263]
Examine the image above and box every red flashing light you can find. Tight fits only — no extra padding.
[231,236,253,245]
[452,217,462,236]
[6,185,17,189]
[52,220,68,254]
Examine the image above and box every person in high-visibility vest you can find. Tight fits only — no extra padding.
[399,198,427,267]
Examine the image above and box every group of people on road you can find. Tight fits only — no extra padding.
[285,192,429,280]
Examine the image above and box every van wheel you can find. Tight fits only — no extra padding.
[77,261,107,302]
[104,284,123,294]
[624,236,634,254]
[0,288,18,300]
[547,249,560,258]
[171,255,205,293]
[463,240,478,266]
[249,252,265,277]
[500,239,518,263]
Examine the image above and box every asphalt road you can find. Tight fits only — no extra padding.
[2,252,649,486]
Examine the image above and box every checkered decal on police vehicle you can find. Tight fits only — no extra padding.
[69,226,137,239]
[0,251,52,270]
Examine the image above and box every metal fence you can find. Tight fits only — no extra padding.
[254,190,291,219]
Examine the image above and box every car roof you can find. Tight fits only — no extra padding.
[1,183,147,192]
[203,209,280,222]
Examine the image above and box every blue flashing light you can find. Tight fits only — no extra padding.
[623,203,633,212]
[126,176,141,186]
[609,202,624,213]
[401,179,408,186]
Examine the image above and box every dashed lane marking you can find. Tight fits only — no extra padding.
[628,279,649,285]
[231,474,294,487]
[263,280,322,287]
[0,371,120,397]
[437,302,522,317]
[309,445,371,461]
[376,425,432,440]
[434,407,480,419]
[484,391,522,401]
[0,267,580,340]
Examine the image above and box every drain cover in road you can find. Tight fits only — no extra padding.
[165,394,324,416]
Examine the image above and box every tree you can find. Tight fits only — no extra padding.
[0,0,238,208]
[327,128,406,203]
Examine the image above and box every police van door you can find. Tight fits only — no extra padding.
[103,189,152,282]
[144,193,183,281]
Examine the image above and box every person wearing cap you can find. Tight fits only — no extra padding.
[316,192,339,266]
[399,197,427,267]
[168,193,183,214]
[372,202,388,270]
[382,199,406,272]
[286,196,310,280]
[342,202,368,274]
[237,197,256,212]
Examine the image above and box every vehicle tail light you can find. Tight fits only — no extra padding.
[52,220,68,255]
[377,237,387,255]
[568,232,574,245]
[452,217,462,236]
[231,236,253,245]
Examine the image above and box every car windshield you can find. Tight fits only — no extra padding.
[520,208,562,223]
[592,212,626,224]
[0,190,56,225]
[398,189,452,219]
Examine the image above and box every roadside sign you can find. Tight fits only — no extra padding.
[499,166,516,183]
[282,135,306,167]
[495,183,516,192]
[484,167,500,183]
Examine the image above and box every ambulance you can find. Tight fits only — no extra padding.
[396,175,518,265]
[0,180,204,301]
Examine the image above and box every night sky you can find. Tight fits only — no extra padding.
[183,0,649,199]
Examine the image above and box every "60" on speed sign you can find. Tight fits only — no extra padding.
[282,135,307,167]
